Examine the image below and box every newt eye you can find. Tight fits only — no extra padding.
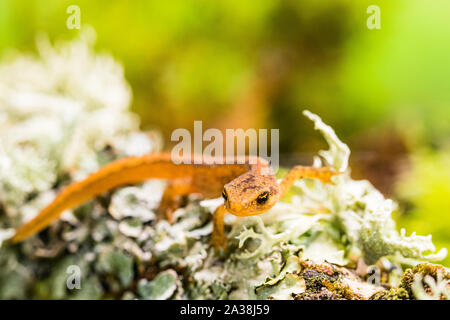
[222,189,228,201]
[256,191,269,205]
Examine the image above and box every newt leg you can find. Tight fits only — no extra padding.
[159,179,194,223]
[279,166,343,197]
[211,204,228,252]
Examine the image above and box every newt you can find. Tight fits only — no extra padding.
[11,153,341,250]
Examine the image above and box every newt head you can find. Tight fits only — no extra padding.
[222,171,280,217]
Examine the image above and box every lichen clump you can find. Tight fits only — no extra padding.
[0,34,448,300]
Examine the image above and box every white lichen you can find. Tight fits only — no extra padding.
[412,272,450,300]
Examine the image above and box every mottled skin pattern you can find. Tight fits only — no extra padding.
[11,152,341,251]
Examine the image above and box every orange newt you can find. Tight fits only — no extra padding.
[11,153,341,249]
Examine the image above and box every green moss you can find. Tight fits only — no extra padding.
[295,260,363,300]
[370,288,409,300]
[399,263,449,298]
[294,288,345,300]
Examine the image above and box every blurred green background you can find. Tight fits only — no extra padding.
[1,0,449,265]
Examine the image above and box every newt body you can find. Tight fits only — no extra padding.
[11,153,341,249]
